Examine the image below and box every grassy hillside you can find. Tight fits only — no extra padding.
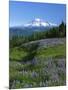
[9,38,66,89]
[37,44,66,58]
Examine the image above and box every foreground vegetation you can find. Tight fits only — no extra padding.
[9,39,66,89]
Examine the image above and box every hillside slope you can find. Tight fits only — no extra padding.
[9,38,66,89]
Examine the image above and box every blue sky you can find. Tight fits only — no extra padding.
[9,1,66,27]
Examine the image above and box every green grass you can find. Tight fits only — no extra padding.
[36,44,66,58]
[10,47,28,61]
[10,43,66,62]
[9,42,66,88]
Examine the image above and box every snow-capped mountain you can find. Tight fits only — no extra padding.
[24,18,57,27]
[10,18,58,37]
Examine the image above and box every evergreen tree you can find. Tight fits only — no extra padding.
[59,21,66,37]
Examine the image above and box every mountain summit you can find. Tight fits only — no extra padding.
[24,18,57,27]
